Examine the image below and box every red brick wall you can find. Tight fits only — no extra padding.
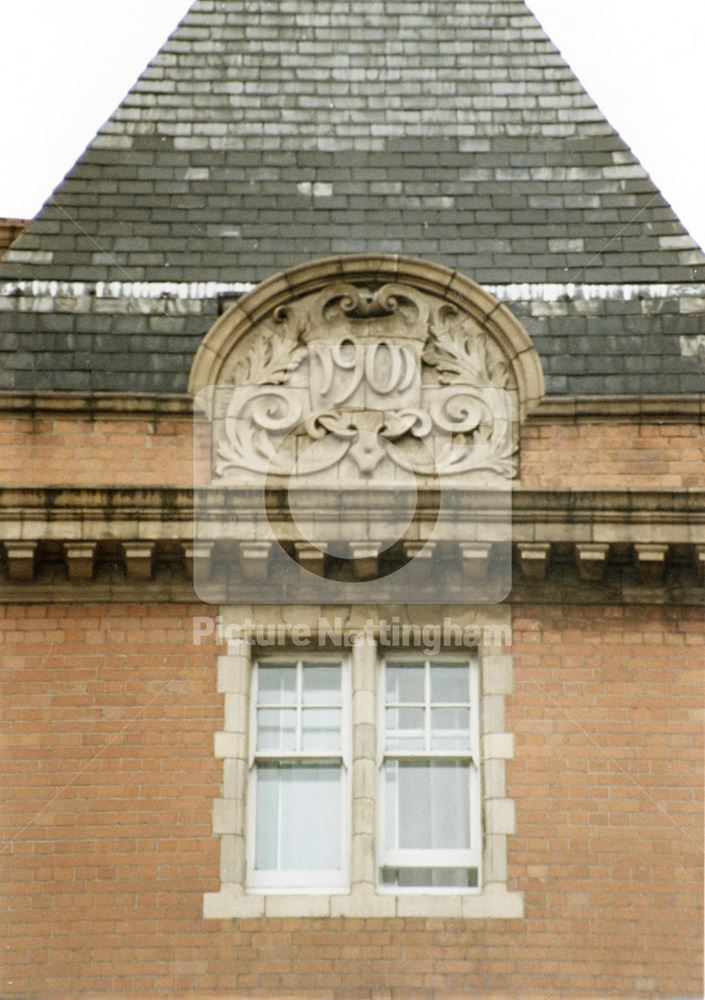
[1,603,702,998]
[1,414,704,489]
[521,423,705,488]
[0,415,196,488]
[510,605,704,997]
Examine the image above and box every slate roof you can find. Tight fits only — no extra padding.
[0,0,703,395]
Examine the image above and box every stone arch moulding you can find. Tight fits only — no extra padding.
[188,254,545,423]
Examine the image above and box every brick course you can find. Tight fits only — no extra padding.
[1,413,703,489]
[0,603,701,997]
[521,422,705,488]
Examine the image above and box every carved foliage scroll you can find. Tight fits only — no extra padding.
[213,281,518,484]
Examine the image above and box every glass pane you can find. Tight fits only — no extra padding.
[256,708,296,751]
[380,867,477,889]
[384,760,470,850]
[302,708,341,751]
[257,665,296,705]
[385,664,424,704]
[430,707,471,750]
[302,664,341,705]
[255,762,341,870]
[431,663,469,704]
[385,707,425,750]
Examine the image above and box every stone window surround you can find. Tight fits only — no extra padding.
[203,604,523,920]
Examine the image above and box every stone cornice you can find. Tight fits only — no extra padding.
[0,487,702,604]
[529,394,705,424]
[0,391,194,417]
[0,391,702,423]
[1,486,702,530]
[1,485,703,520]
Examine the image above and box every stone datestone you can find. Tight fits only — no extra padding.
[212,281,518,487]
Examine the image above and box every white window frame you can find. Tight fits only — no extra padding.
[377,654,482,893]
[246,654,352,893]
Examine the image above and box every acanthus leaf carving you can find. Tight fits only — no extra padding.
[424,308,510,389]
[230,322,307,387]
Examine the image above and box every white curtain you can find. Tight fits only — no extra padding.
[255,763,341,870]
[385,760,470,851]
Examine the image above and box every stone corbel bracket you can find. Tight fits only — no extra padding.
[0,488,703,604]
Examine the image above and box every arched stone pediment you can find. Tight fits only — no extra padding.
[190,254,543,416]
[189,255,543,486]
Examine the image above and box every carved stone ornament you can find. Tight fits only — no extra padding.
[190,256,544,489]
[189,261,541,603]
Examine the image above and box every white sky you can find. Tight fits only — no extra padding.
[0,0,703,251]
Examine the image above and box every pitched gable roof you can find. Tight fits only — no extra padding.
[1,0,703,394]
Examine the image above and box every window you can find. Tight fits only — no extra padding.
[205,617,522,920]
[379,656,481,892]
[247,656,350,892]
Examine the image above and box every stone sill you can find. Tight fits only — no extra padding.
[203,887,524,920]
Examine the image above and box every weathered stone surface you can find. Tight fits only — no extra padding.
[575,543,610,583]
[196,259,541,516]
[517,542,550,581]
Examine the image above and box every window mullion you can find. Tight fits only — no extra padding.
[276,749,284,871]
[342,656,351,770]
[248,662,258,769]
[296,658,303,752]
[424,658,431,752]
[471,654,480,765]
